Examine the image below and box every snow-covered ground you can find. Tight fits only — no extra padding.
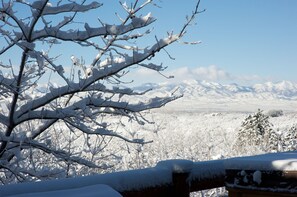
[1,80,297,196]
[114,80,297,171]
[123,109,297,165]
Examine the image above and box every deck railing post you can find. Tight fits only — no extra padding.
[156,159,193,197]
[172,171,190,197]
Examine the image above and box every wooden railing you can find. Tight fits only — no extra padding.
[2,152,297,196]
[0,159,226,197]
[121,160,226,197]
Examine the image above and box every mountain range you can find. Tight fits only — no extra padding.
[138,80,297,100]
[135,80,297,112]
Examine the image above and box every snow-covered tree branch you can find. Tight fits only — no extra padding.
[0,0,202,183]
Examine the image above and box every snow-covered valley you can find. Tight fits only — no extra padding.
[118,109,297,169]
[110,80,297,170]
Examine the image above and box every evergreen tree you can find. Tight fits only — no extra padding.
[267,129,279,152]
[235,109,276,155]
[281,125,297,151]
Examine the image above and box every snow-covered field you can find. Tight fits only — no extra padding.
[114,80,297,171]
[120,105,297,167]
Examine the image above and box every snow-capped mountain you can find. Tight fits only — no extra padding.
[253,81,297,98]
[136,80,297,112]
[139,80,297,100]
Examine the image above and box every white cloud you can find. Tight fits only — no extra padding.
[237,74,263,82]
[170,65,233,82]
[123,65,267,86]
[124,65,232,85]
[144,65,234,85]
[196,65,231,81]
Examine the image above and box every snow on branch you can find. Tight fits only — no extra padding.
[129,95,183,112]
[16,92,180,124]
[15,33,180,122]
[41,2,103,15]
[88,35,180,77]
[0,74,17,93]
[15,82,153,121]
[138,63,167,72]
[64,119,150,145]
[85,83,152,96]
[88,95,181,113]
[116,29,152,41]
[26,119,58,140]
[0,113,8,126]
[32,13,156,41]
[0,4,29,38]
[1,136,100,168]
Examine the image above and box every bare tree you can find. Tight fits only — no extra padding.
[0,0,203,183]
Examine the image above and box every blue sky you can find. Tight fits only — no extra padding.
[2,0,297,86]
[124,0,297,85]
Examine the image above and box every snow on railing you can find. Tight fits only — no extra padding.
[225,151,297,196]
[189,160,226,192]
[0,151,297,197]
[2,152,297,196]
[0,159,226,197]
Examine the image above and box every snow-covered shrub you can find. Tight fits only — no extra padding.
[280,125,297,151]
[266,109,284,117]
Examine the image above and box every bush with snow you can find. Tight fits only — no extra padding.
[280,125,297,151]
[266,109,284,117]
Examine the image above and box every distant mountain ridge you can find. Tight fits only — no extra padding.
[136,80,297,100]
